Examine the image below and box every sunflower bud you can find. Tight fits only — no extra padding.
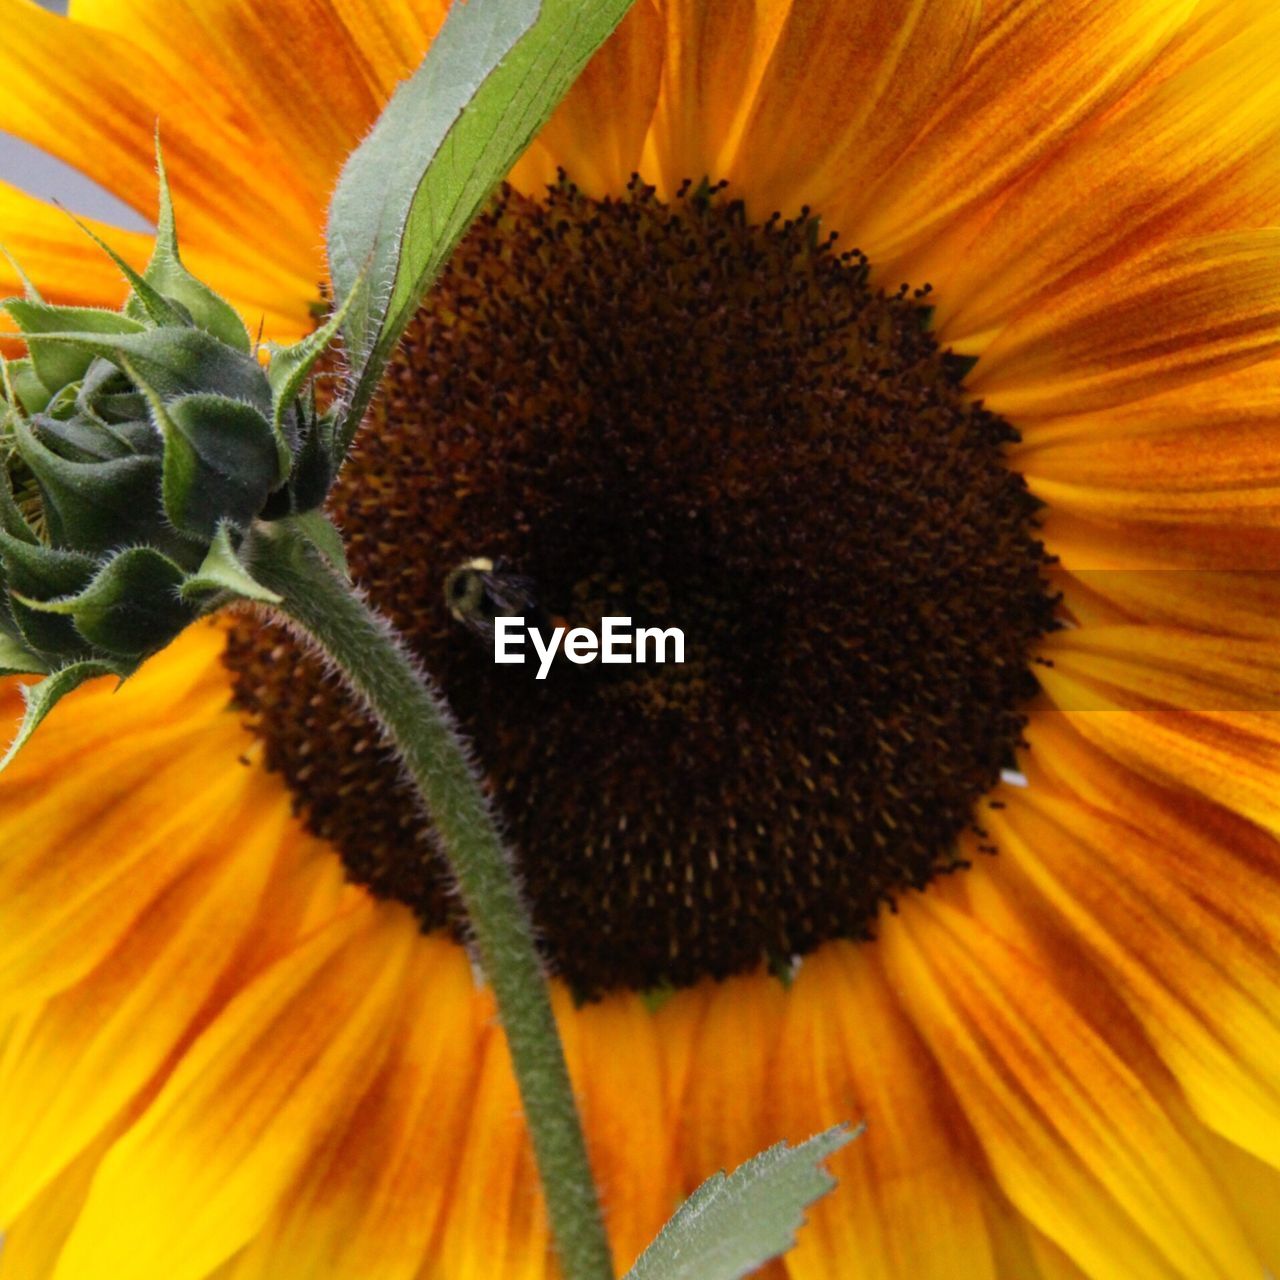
[1,154,345,766]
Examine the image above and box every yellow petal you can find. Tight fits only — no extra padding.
[775,942,1000,1280]
[0,817,284,1222]
[0,181,148,323]
[215,933,481,1280]
[0,631,248,1008]
[884,890,1264,1280]
[52,905,412,1280]
[992,781,1280,1172]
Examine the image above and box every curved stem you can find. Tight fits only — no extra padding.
[250,522,614,1280]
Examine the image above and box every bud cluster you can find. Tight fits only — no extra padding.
[1,161,345,759]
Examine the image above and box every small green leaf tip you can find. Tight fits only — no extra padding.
[623,1125,860,1280]
[0,149,348,771]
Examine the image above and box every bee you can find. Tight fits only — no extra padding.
[444,556,550,638]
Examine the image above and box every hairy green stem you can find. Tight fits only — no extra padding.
[250,522,614,1280]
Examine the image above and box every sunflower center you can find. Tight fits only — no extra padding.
[224,177,1054,997]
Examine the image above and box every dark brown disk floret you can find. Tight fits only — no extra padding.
[223,176,1056,998]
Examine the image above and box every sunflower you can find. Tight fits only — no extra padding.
[3,0,1280,1276]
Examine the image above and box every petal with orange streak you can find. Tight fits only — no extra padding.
[0,0,317,314]
[884,894,1264,1280]
[50,905,412,1280]
[851,0,1197,266]
[1040,625,1280,713]
[0,632,255,1009]
[990,785,1280,1173]
[516,0,665,199]
[969,230,1280,419]
[724,0,980,231]
[647,0,791,197]
[555,987,676,1273]
[215,932,483,1280]
[775,940,1000,1280]
[664,967,789,1184]
[0,815,282,1221]
[432,1002,553,1280]
[0,182,149,320]
[932,9,1280,343]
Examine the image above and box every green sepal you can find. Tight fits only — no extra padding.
[2,300,144,395]
[264,295,352,483]
[0,660,126,775]
[10,415,162,554]
[0,628,47,677]
[31,412,138,464]
[0,530,97,598]
[0,530,98,656]
[283,403,336,515]
[281,509,348,578]
[0,471,37,543]
[21,328,273,413]
[18,545,194,657]
[146,391,280,539]
[125,146,251,353]
[4,357,52,416]
[69,213,192,330]
[180,521,282,605]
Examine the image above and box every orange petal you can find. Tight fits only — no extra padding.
[0,631,250,1008]
[516,0,665,199]
[851,0,1198,266]
[933,9,1280,343]
[1054,564,1280,640]
[52,905,410,1280]
[721,0,980,227]
[970,230,1280,419]
[775,941,1001,1280]
[647,0,791,196]
[211,933,482,1280]
[884,891,1264,1279]
[0,0,318,336]
[1039,625,1280,713]
[991,782,1280,1173]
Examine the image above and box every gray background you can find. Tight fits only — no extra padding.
[1,0,150,230]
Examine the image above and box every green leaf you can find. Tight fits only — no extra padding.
[180,521,282,605]
[146,391,280,539]
[327,0,636,449]
[2,300,144,394]
[0,660,124,775]
[124,144,252,352]
[20,545,193,657]
[623,1126,859,1280]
